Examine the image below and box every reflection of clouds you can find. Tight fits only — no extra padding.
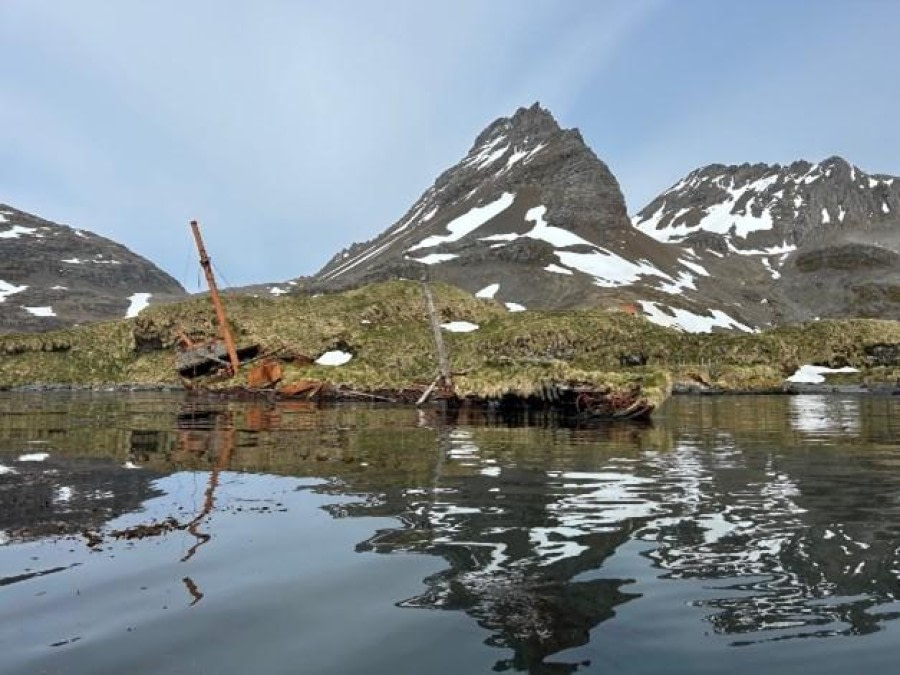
[790,396,860,436]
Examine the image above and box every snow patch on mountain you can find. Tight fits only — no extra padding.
[125,292,152,318]
[636,176,776,243]
[408,253,459,265]
[638,301,754,333]
[556,250,665,289]
[524,206,593,248]
[23,306,56,317]
[786,364,858,384]
[678,259,709,276]
[466,135,508,169]
[0,225,40,239]
[0,281,28,303]
[441,321,479,332]
[656,272,697,295]
[409,192,516,251]
[476,283,500,299]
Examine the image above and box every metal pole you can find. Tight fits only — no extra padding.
[190,220,241,376]
[421,282,451,385]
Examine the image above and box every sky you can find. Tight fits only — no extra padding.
[2,0,898,289]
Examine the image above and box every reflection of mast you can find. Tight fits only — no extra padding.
[180,422,235,564]
[190,220,240,376]
[182,576,204,606]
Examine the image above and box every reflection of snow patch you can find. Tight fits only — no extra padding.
[789,396,860,435]
[315,350,353,366]
[18,452,50,462]
[530,527,589,566]
[441,321,479,333]
[0,464,17,475]
[54,486,74,503]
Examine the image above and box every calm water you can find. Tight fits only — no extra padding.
[1,392,899,674]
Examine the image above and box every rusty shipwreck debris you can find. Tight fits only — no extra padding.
[178,220,655,419]
[176,221,265,384]
[178,220,325,398]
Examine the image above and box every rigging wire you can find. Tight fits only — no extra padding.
[211,260,235,291]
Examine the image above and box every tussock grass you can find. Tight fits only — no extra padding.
[0,281,897,401]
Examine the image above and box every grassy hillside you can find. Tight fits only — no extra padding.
[0,281,897,404]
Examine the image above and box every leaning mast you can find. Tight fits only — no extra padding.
[190,220,241,376]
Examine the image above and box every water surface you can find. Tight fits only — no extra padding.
[1,392,899,674]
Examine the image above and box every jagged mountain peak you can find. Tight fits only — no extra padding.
[471,102,561,148]
[315,104,634,295]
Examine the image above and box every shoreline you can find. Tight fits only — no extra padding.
[3,381,897,397]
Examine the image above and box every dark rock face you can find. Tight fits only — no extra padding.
[0,205,186,333]
[309,104,898,330]
[311,104,721,321]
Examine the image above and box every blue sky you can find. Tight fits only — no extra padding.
[2,0,898,288]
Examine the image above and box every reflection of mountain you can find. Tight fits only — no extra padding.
[3,392,900,669]
[348,427,647,673]
[335,397,900,663]
[0,453,163,543]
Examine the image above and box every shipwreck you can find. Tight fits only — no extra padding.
[178,220,656,421]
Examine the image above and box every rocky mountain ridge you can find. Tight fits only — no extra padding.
[0,204,186,333]
[634,156,898,251]
[312,104,757,330]
[307,106,899,330]
[632,158,900,323]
